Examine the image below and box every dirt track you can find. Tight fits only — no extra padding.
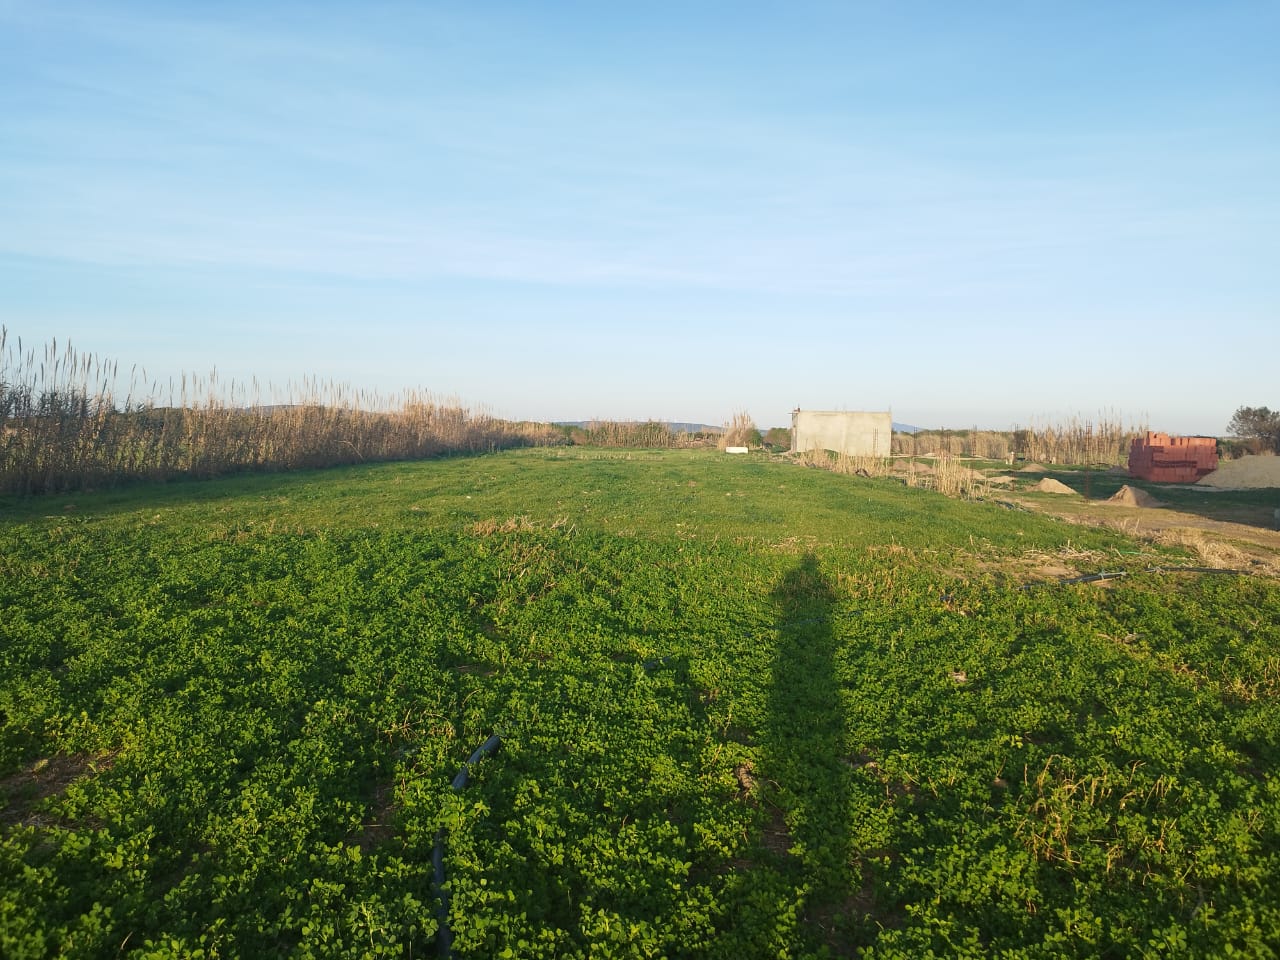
[1012,494,1280,576]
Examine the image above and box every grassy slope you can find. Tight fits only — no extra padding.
[1,449,1277,959]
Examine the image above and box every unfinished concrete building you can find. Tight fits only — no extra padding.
[791,409,892,457]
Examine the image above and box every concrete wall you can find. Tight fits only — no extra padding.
[792,410,892,457]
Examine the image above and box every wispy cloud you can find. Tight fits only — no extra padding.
[2,2,1276,431]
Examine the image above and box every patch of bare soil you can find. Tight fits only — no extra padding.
[761,805,794,858]
[891,461,933,475]
[353,779,397,852]
[1197,455,1280,490]
[1019,463,1048,473]
[967,544,1116,583]
[1106,484,1167,508]
[1033,478,1077,495]
[986,475,1016,485]
[807,881,896,957]
[0,754,112,827]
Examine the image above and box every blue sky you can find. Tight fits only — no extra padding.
[2,2,1276,432]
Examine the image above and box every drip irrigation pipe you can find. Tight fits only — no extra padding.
[1141,565,1246,577]
[1058,571,1128,585]
[1018,564,1250,591]
[433,733,502,958]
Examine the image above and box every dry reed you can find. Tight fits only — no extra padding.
[797,444,987,500]
[569,420,685,448]
[719,410,758,450]
[892,412,1146,466]
[0,329,559,495]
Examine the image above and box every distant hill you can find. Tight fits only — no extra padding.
[893,422,923,434]
[666,422,722,434]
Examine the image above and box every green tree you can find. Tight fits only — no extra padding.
[1226,406,1280,453]
[763,427,791,451]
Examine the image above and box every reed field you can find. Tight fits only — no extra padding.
[891,413,1148,467]
[556,421,716,449]
[0,330,558,496]
[3,331,1162,503]
[717,411,760,450]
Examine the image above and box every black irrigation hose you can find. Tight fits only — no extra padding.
[1019,564,1250,591]
[993,499,1031,512]
[1058,571,1128,585]
[433,733,502,959]
[1141,565,1247,577]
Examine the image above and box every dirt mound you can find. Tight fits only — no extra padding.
[1033,477,1077,495]
[1196,455,1280,490]
[891,461,933,475]
[986,475,1016,485]
[1106,484,1166,508]
[1019,463,1048,473]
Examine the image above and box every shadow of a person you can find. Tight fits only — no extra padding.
[764,553,856,928]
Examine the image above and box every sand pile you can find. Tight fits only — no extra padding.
[1107,484,1166,508]
[1196,455,1280,490]
[1033,478,1077,495]
[1019,463,1047,473]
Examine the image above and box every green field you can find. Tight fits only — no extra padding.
[2,449,1278,958]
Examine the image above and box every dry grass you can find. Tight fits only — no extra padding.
[719,410,758,450]
[469,515,575,537]
[1015,756,1174,868]
[470,515,538,536]
[1048,510,1280,580]
[797,446,988,500]
[1148,528,1258,571]
[797,447,892,478]
[0,329,560,494]
[931,455,988,499]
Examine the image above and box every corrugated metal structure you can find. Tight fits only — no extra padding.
[1128,431,1218,483]
[791,410,892,457]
